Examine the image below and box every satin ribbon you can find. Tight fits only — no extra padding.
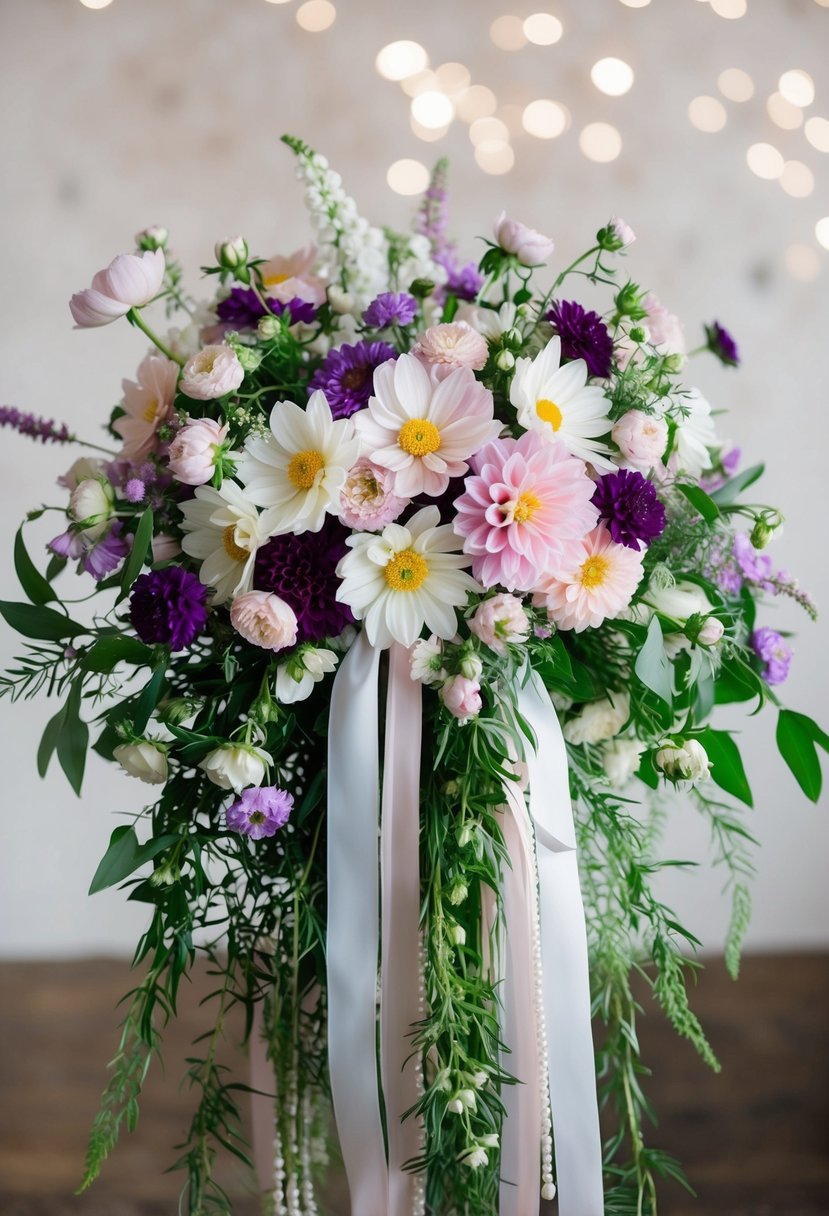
[517,671,605,1216]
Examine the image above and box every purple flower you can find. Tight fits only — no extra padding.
[436,251,484,302]
[362,292,418,329]
[274,297,317,325]
[705,321,740,367]
[591,469,666,549]
[216,288,316,329]
[733,533,774,592]
[546,300,614,380]
[226,786,293,840]
[0,405,72,445]
[751,627,792,685]
[254,518,354,643]
[308,341,396,419]
[416,158,450,254]
[130,565,209,650]
[48,529,84,560]
[81,521,132,580]
[125,478,145,503]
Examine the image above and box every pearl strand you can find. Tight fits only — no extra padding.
[271,1061,288,1216]
[411,933,428,1216]
[530,847,556,1202]
[285,1052,301,1216]
[300,1084,319,1216]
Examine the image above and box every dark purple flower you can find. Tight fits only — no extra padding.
[274,297,317,325]
[751,627,792,685]
[81,521,132,580]
[309,341,396,419]
[225,786,293,840]
[436,251,484,302]
[362,292,418,329]
[254,518,354,643]
[592,469,666,549]
[705,321,740,368]
[546,299,614,379]
[216,288,316,329]
[130,565,209,650]
[0,405,72,445]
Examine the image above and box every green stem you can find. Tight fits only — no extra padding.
[127,307,185,367]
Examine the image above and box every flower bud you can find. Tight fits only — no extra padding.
[496,349,515,371]
[447,1097,464,1114]
[471,1071,489,1089]
[458,1146,488,1169]
[654,738,711,785]
[113,739,168,784]
[135,225,168,252]
[459,652,483,681]
[227,339,263,372]
[456,820,477,848]
[68,477,115,541]
[447,879,469,906]
[199,743,272,793]
[215,236,249,271]
[750,510,783,550]
[614,282,648,321]
[447,921,466,947]
[693,616,725,647]
[598,216,635,251]
[258,314,283,340]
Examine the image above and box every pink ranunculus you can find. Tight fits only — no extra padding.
[413,322,489,376]
[167,417,230,486]
[470,593,531,654]
[229,590,298,651]
[611,410,669,472]
[440,674,482,723]
[180,344,245,400]
[453,430,598,592]
[642,292,685,356]
[338,457,409,531]
[258,244,327,305]
[533,523,645,633]
[69,249,166,328]
[493,211,555,266]
[114,353,180,461]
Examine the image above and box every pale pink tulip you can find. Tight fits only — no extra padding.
[167,417,230,485]
[69,249,165,328]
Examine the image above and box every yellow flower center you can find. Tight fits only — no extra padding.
[536,398,563,431]
[223,524,250,563]
[248,810,266,825]
[142,396,161,424]
[578,554,611,589]
[398,418,441,458]
[287,448,325,490]
[384,548,429,592]
[512,491,541,524]
[262,271,290,287]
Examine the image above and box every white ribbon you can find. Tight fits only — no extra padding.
[518,671,605,1216]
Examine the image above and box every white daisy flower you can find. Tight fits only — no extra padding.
[238,390,360,534]
[336,505,480,649]
[669,388,717,480]
[510,335,615,471]
[179,480,280,605]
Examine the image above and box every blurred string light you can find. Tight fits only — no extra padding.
[805,116,829,152]
[435,62,471,95]
[375,41,429,80]
[523,13,564,44]
[387,159,430,195]
[746,142,784,179]
[490,15,527,50]
[79,0,114,8]
[590,57,634,96]
[688,96,727,132]
[780,160,814,198]
[410,116,449,142]
[767,92,803,130]
[263,0,293,5]
[785,243,821,281]
[522,98,569,138]
[296,0,336,31]
[619,0,651,7]
[411,90,454,128]
[469,116,510,148]
[401,70,438,98]
[475,143,515,174]
[579,122,622,162]
[456,85,498,122]
[816,217,829,250]
[718,68,754,102]
[710,0,747,17]
[778,70,815,107]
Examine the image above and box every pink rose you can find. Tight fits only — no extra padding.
[413,323,488,375]
[69,249,165,328]
[470,594,531,654]
[180,344,245,400]
[229,591,298,651]
[168,417,230,485]
[493,211,555,266]
[611,410,669,472]
[440,675,482,723]
[339,458,409,531]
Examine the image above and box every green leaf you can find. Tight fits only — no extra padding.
[117,508,154,602]
[676,483,720,524]
[82,636,154,674]
[133,664,166,735]
[89,826,139,894]
[57,681,89,797]
[776,709,825,802]
[697,728,753,807]
[37,704,67,778]
[710,462,765,507]
[14,526,56,605]
[634,616,674,705]
[0,600,87,642]
[714,659,764,706]
[45,554,67,582]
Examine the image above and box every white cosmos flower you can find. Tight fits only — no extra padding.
[336,505,480,649]
[238,390,360,533]
[179,480,281,605]
[510,335,615,470]
[669,388,717,479]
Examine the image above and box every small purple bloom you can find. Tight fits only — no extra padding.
[125,478,145,503]
[217,288,316,329]
[226,786,293,840]
[436,251,484,302]
[309,341,396,419]
[705,321,740,368]
[733,533,774,592]
[81,521,132,580]
[592,469,666,549]
[0,405,72,445]
[751,627,792,685]
[546,299,614,380]
[130,565,209,650]
[362,292,418,329]
[254,517,354,643]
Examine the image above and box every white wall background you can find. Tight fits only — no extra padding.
[0,0,827,957]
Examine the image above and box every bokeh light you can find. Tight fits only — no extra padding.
[475,143,515,174]
[434,63,471,95]
[387,159,430,195]
[717,68,754,102]
[710,0,747,16]
[590,57,634,96]
[523,13,564,44]
[375,41,429,81]
[522,98,569,138]
[804,116,829,152]
[296,0,336,31]
[815,217,829,250]
[579,122,622,162]
[767,92,803,130]
[490,15,527,50]
[780,161,815,198]
[688,96,727,132]
[619,0,651,7]
[746,142,784,179]
[469,116,510,148]
[779,69,815,107]
[79,0,114,8]
[785,243,821,281]
[411,91,454,129]
[456,85,498,122]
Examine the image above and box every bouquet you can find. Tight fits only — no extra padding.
[1,135,825,1216]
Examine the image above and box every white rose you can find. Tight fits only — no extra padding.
[602,738,646,788]
[563,693,630,745]
[696,616,725,647]
[68,478,114,540]
[654,739,711,785]
[199,743,271,792]
[644,580,711,623]
[113,740,168,784]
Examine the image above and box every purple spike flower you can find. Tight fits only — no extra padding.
[0,405,73,444]
[362,292,418,329]
[751,627,792,685]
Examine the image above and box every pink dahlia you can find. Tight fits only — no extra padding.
[355,353,499,498]
[412,322,488,376]
[114,353,179,461]
[452,431,598,592]
[533,523,645,632]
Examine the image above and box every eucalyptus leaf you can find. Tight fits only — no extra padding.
[634,616,674,705]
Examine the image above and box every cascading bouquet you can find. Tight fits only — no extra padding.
[1,134,826,1216]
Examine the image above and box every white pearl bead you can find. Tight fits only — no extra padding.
[541,1181,557,1200]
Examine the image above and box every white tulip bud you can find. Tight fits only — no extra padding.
[654,738,711,785]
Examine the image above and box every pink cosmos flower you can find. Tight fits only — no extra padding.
[355,353,499,498]
[69,249,165,328]
[452,431,598,592]
[113,354,180,461]
[440,674,482,723]
[412,322,488,377]
[168,417,230,485]
[533,523,645,633]
[338,457,409,531]
[493,211,555,265]
[180,344,245,400]
[470,593,530,654]
[258,244,326,305]
[230,590,298,651]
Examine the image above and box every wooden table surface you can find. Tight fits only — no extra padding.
[1,954,827,1215]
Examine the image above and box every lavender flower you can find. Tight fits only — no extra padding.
[436,252,484,302]
[592,469,666,549]
[308,341,396,419]
[705,321,740,368]
[82,521,132,580]
[751,627,793,685]
[225,786,294,840]
[546,300,614,379]
[416,158,450,255]
[362,292,417,329]
[125,478,146,503]
[0,406,72,445]
[130,566,209,650]
[733,533,774,592]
